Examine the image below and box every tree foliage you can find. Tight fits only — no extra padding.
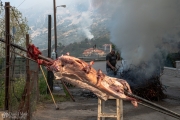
[42,36,114,57]
[0,2,30,56]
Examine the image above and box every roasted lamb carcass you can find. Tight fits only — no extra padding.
[49,55,138,107]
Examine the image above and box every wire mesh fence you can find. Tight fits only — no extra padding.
[0,53,40,119]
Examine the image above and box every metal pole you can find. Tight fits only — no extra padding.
[52,1,73,101]
[47,15,54,93]
[26,34,30,120]
[124,91,180,118]
[48,15,52,59]
[5,2,10,111]
[53,0,57,58]
[0,38,53,63]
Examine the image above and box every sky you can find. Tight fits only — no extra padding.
[2,0,67,8]
[2,0,92,9]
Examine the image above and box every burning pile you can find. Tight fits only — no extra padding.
[131,76,166,101]
[120,63,166,101]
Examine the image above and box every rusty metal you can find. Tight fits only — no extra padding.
[0,38,53,62]
[0,38,76,102]
[17,80,28,116]
[23,71,36,118]
[138,102,180,119]
[17,71,38,119]
[7,47,36,62]
[26,34,30,120]
[16,35,31,120]
[5,2,10,111]
[124,90,180,119]
[0,38,75,102]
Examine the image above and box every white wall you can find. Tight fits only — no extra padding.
[163,61,180,78]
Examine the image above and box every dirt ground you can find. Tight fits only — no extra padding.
[31,74,180,120]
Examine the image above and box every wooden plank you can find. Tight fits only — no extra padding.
[97,98,101,120]
[99,113,117,117]
[97,97,123,120]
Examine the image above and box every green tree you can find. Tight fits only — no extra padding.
[0,3,30,56]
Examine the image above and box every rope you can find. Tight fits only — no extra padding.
[40,65,59,110]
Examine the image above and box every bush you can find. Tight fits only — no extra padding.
[0,81,5,109]
[38,75,47,94]
[0,76,26,110]
[0,72,69,110]
[38,74,69,103]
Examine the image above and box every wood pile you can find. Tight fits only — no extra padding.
[120,64,166,101]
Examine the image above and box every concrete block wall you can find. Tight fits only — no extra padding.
[176,61,180,69]
[163,61,180,78]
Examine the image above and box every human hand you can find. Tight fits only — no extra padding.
[111,66,115,70]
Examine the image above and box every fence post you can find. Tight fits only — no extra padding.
[26,34,30,120]
[5,2,10,111]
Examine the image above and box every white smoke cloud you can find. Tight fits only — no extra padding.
[89,0,180,79]
[107,0,180,66]
[80,12,94,39]
[19,0,95,45]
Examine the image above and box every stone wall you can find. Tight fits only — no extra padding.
[163,61,180,77]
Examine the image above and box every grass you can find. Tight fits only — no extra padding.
[0,75,26,110]
[0,81,5,109]
[0,73,69,110]
[39,94,69,103]
[38,74,69,103]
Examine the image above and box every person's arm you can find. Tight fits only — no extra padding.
[106,54,115,70]
[106,60,115,70]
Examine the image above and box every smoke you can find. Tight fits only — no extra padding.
[20,0,95,47]
[80,12,94,39]
[106,0,180,68]
[90,0,180,80]
[62,0,94,40]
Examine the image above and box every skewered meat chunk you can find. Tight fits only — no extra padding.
[49,55,138,107]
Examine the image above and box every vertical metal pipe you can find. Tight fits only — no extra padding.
[47,15,53,93]
[53,0,57,58]
[26,34,30,120]
[5,2,10,111]
[48,15,51,59]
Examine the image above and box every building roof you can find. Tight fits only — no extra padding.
[82,48,105,55]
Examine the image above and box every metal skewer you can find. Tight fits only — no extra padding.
[138,102,180,119]
[124,90,180,119]
[0,38,75,102]
[0,38,53,62]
